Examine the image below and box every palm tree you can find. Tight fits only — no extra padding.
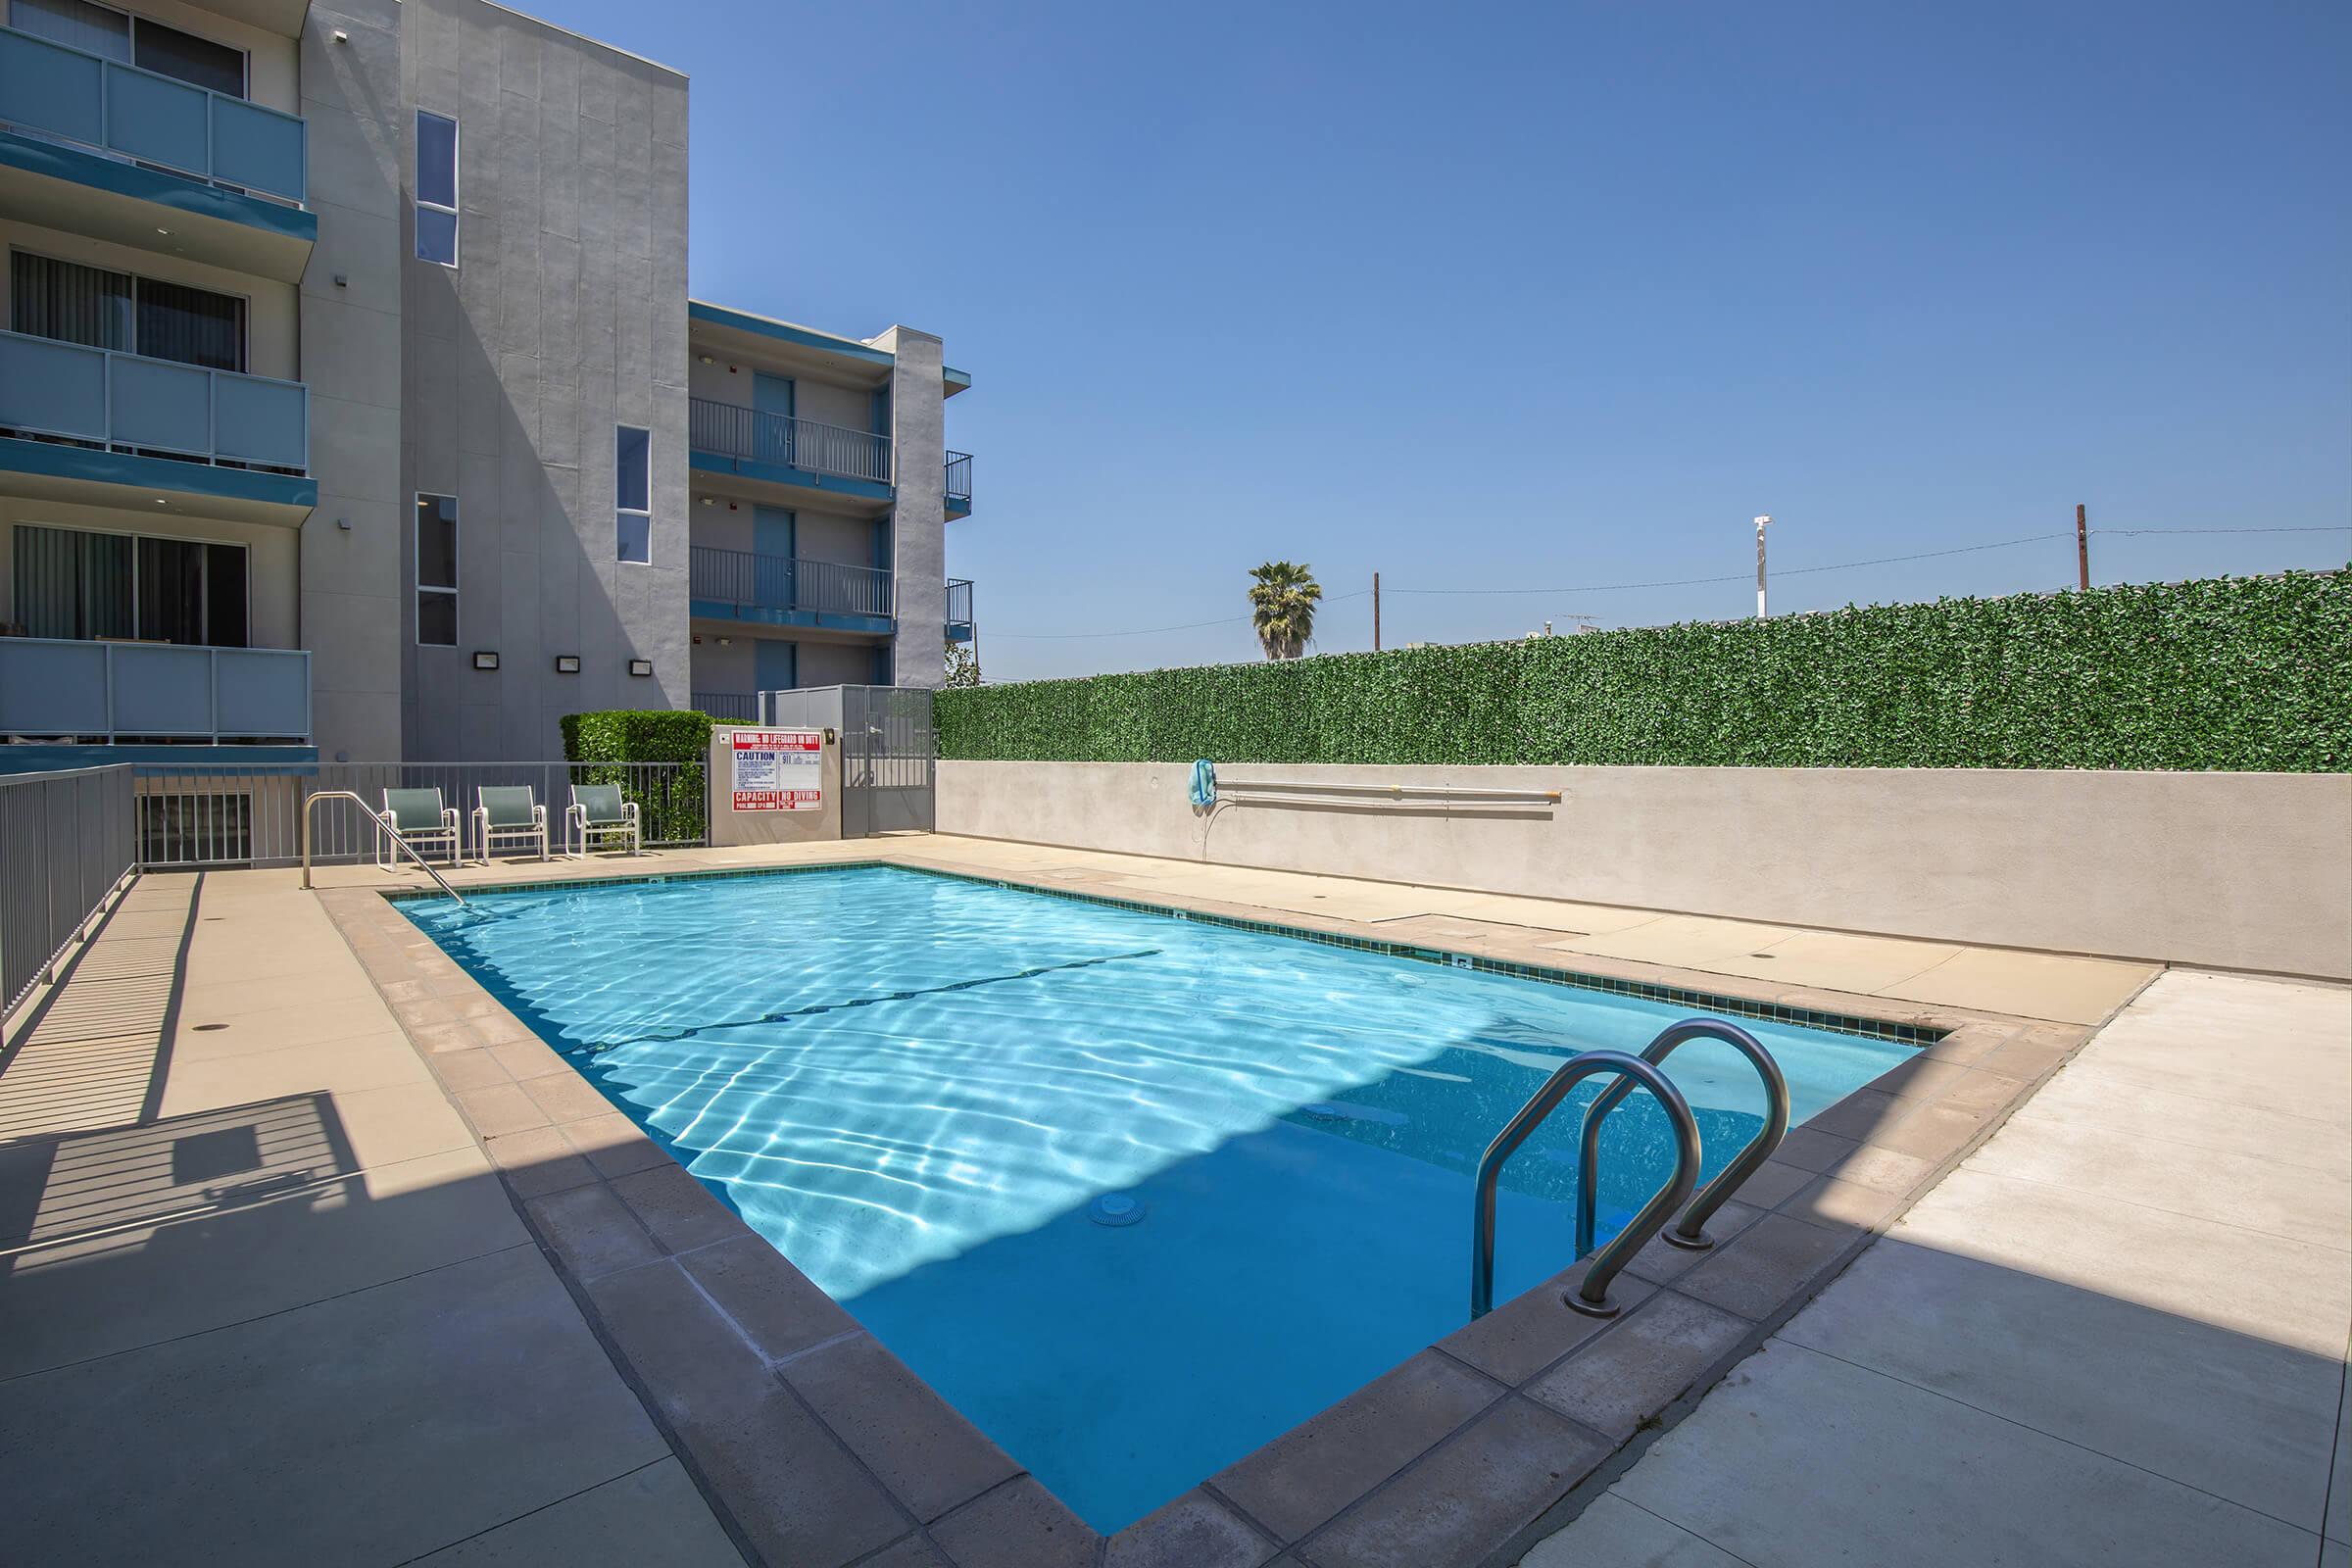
[1249,562,1322,660]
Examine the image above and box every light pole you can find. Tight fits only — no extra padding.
[1754,515,1771,617]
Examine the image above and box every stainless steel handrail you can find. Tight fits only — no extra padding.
[1222,780,1562,804]
[1470,1049,1700,1320]
[299,790,466,906]
[1576,1019,1788,1257]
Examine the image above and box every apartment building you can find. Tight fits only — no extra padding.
[681,301,973,722]
[0,0,969,769]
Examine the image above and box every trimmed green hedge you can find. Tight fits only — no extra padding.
[562,709,715,842]
[936,572,2351,771]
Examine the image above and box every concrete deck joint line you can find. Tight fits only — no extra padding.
[9,837,2203,1567]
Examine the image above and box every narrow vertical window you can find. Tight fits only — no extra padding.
[416,494,458,645]
[615,424,652,564]
[416,111,459,267]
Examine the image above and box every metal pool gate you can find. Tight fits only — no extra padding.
[757,684,935,836]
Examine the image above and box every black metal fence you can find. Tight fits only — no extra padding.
[1,763,136,1017]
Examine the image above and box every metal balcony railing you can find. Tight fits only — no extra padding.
[0,331,309,473]
[945,451,972,509]
[687,397,892,486]
[0,25,308,204]
[945,578,974,629]
[0,638,312,743]
[689,546,895,619]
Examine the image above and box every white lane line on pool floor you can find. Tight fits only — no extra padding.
[572,948,1165,1055]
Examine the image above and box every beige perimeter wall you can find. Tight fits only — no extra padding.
[937,762,2352,980]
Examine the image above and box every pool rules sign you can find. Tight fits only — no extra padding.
[729,729,823,811]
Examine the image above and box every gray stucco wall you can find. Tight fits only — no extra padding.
[937,761,2352,979]
[394,0,690,760]
[872,326,945,690]
[300,0,407,761]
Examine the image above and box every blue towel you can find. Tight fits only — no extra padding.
[1188,759,1217,808]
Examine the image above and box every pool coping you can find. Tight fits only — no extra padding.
[317,857,2104,1568]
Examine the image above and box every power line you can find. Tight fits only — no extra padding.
[987,589,1371,640]
[2095,525,2352,538]
[978,524,2347,641]
[1386,531,2068,598]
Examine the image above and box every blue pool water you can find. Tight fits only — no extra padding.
[405,867,1912,1531]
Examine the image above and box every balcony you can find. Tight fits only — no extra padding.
[0,330,313,518]
[0,637,311,745]
[945,451,972,518]
[946,578,975,644]
[0,26,314,277]
[689,547,895,634]
[688,397,894,504]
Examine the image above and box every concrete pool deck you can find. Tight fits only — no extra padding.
[1519,965,2352,1568]
[0,833,2334,1565]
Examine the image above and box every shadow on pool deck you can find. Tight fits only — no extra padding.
[3,851,2335,1567]
[2,1080,2338,1568]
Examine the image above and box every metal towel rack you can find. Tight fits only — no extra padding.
[1576,1018,1788,1257]
[1470,1049,1700,1320]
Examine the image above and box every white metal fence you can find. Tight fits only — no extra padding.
[131,760,709,869]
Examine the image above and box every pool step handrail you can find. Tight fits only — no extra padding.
[1576,1018,1788,1258]
[1471,1049,1700,1321]
[299,790,467,906]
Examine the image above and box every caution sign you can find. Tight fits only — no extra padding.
[730,729,822,811]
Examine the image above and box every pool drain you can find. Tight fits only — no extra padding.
[1088,1193,1147,1227]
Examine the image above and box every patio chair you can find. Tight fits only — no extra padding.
[377,787,461,869]
[565,782,642,858]
[472,785,548,864]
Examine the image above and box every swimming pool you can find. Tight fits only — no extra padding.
[404,865,1914,1532]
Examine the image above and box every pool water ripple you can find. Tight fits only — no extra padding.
[408,865,1911,1532]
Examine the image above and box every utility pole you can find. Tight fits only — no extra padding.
[1372,571,1382,652]
[2076,504,2090,592]
[1754,515,1772,617]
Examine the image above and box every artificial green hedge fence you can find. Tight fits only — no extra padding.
[562,709,716,842]
[936,572,2351,771]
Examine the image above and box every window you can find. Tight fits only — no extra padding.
[615,424,652,564]
[10,252,246,371]
[9,0,246,96]
[132,16,242,95]
[416,111,459,267]
[416,494,458,645]
[11,523,246,644]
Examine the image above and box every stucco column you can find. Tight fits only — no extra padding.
[870,326,945,689]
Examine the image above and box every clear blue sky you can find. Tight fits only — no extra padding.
[542,0,2350,680]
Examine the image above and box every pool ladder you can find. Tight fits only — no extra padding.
[1469,1018,1790,1321]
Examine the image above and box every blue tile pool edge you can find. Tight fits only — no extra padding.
[381,859,1947,1049]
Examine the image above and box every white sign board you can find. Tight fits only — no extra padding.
[730,728,823,811]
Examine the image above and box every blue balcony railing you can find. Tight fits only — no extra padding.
[0,638,311,743]
[945,578,974,631]
[690,546,894,620]
[0,25,308,204]
[0,331,308,473]
[688,397,892,486]
[945,451,972,511]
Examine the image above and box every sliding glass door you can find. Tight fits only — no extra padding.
[12,524,247,645]
[9,252,246,371]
